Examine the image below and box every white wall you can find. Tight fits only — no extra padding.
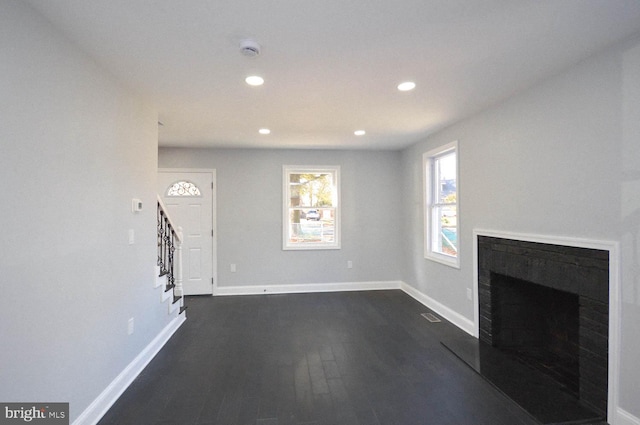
[5,1,637,422]
[400,34,640,421]
[159,148,403,290]
[0,2,167,422]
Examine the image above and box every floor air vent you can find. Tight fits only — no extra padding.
[421,312,441,323]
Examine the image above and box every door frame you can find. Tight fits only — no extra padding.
[158,168,217,296]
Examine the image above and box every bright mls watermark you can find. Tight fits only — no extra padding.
[1,403,68,424]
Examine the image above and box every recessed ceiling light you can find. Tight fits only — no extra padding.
[397,81,416,91]
[354,130,366,136]
[259,128,271,135]
[245,75,264,86]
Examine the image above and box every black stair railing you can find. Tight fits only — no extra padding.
[157,196,186,315]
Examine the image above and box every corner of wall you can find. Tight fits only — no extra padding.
[400,281,475,336]
[71,315,185,425]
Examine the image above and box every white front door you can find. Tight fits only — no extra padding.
[158,169,215,295]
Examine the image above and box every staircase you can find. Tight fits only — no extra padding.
[157,196,187,316]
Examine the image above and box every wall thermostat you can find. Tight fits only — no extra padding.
[132,199,143,212]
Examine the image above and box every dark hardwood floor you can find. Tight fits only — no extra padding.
[98,290,567,425]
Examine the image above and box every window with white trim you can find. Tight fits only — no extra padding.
[424,142,459,267]
[283,165,340,250]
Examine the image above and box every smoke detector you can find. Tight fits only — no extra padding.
[240,40,261,57]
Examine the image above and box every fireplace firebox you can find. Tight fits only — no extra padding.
[478,236,609,418]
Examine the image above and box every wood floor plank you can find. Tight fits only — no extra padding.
[97,291,591,425]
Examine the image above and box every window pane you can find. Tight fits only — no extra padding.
[423,142,458,267]
[284,166,340,250]
[432,205,457,256]
[435,152,456,204]
[287,208,335,244]
[166,180,201,197]
[288,173,335,208]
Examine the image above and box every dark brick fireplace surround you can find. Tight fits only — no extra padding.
[477,235,609,417]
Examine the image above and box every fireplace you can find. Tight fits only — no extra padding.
[478,235,609,418]
[491,273,581,395]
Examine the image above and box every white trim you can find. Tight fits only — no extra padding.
[168,296,180,314]
[161,281,172,302]
[72,315,186,425]
[400,282,475,335]
[423,141,460,269]
[282,165,341,251]
[214,280,476,338]
[73,269,635,425]
[154,267,164,289]
[472,228,620,425]
[158,168,218,295]
[157,195,183,243]
[214,280,401,296]
[616,408,640,425]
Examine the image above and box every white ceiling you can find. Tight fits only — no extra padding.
[26,0,640,150]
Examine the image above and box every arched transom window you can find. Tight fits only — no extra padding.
[166,180,201,197]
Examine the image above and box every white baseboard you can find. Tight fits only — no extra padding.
[74,280,635,425]
[616,408,640,425]
[400,282,475,336]
[214,281,475,336]
[72,315,186,425]
[214,280,402,296]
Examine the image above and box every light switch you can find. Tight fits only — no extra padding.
[132,198,143,212]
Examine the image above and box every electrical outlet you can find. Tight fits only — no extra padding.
[466,288,473,301]
[128,229,135,245]
[230,263,237,273]
[127,318,134,335]
[347,260,353,269]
